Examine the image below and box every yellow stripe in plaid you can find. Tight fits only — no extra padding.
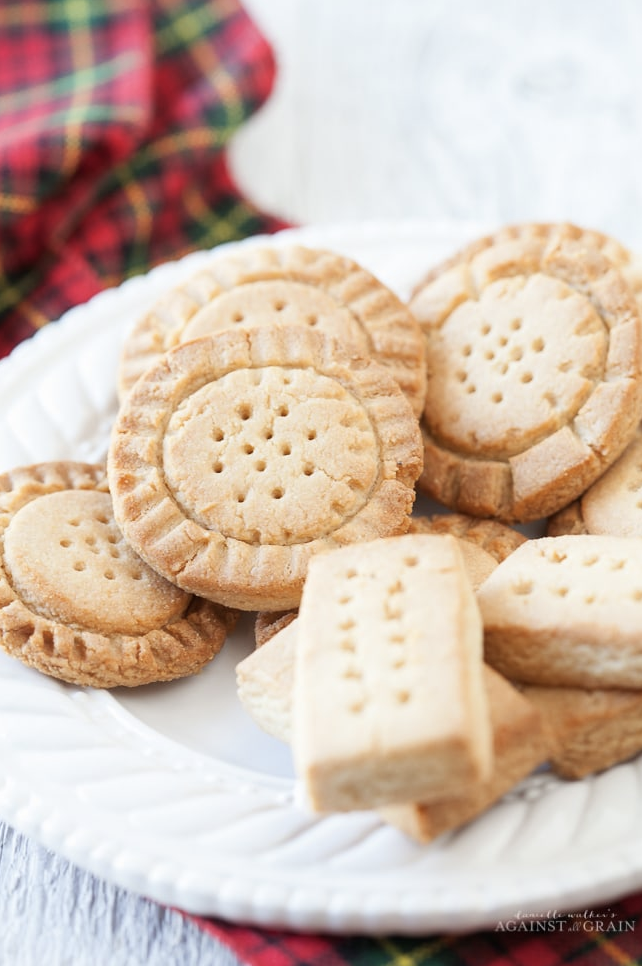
[183,185,251,246]
[155,0,229,55]
[0,194,40,214]
[17,297,50,329]
[119,177,155,268]
[0,277,38,314]
[155,0,244,128]
[2,103,146,148]
[379,937,456,965]
[597,933,638,964]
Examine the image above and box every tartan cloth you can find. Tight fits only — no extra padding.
[0,0,287,357]
[190,890,642,965]
[4,1,642,964]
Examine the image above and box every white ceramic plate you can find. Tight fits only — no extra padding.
[1,222,641,936]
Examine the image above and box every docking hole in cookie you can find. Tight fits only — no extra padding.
[0,462,231,687]
[117,244,427,418]
[108,326,423,611]
[410,223,642,521]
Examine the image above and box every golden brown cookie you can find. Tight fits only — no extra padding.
[254,610,297,648]
[236,630,549,844]
[252,513,514,642]
[548,427,642,538]
[237,618,298,743]
[292,535,492,812]
[410,223,642,522]
[118,244,427,418]
[408,512,526,562]
[522,683,642,780]
[0,463,231,688]
[108,326,423,611]
[382,667,550,843]
[479,534,642,689]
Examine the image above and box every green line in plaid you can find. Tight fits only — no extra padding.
[152,0,246,129]
[116,200,270,280]
[178,202,266,253]
[0,269,40,314]
[0,0,131,30]
[0,52,142,113]
[155,0,228,56]
[103,129,234,190]
[3,102,145,151]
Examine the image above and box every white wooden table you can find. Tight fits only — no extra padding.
[3,1,642,962]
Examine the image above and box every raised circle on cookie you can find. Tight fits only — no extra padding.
[117,245,427,419]
[4,490,188,636]
[109,325,423,611]
[182,280,370,356]
[0,462,231,688]
[424,273,606,459]
[163,366,379,544]
[411,223,642,521]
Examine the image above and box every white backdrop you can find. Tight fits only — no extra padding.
[235,0,642,245]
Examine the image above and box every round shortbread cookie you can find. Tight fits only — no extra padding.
[255,610,297,648]
[0,462,231,687]
[118,244,427,418]
[408,512,526,562]
[548,427,642,538]
[108,326,423,611]
[410,222,642,522]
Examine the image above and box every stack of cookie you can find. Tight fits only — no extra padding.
[0,247,425,687]
[236,223,642,842]
[4,222,642,844]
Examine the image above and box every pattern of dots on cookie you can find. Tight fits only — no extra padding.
[295,534,490,812]
[54,505,145,584]
[412,224,642,521]
[3,490,188,637]
[163,365,380,546]
[503,538,642,611]
[183,280,369,358]
[334,578,365,714]
[425,273,607,460]
[0,463,233,688]
[480,534,642,688]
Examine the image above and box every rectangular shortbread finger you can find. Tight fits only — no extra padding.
[381,667,550,842]
[479,535,642,688]
[292,534,492,812]
[236,619,297,743]
[236,628,547,842]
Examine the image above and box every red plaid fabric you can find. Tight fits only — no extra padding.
[5,2,642,964]
[190,891,642,965]
[0,0,287,358]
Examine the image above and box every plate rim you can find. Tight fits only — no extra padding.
[1,219,642,935]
